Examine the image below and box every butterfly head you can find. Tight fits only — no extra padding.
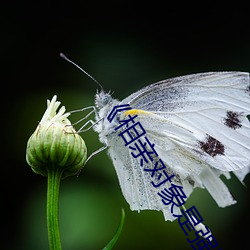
[95,90,113,109]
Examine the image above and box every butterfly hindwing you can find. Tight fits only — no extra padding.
[107,129,185,221]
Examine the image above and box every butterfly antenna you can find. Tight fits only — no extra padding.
[60,53,104,91]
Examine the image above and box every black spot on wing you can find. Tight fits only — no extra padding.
[199,135,225,157]
[224,111,243,130]
[187,177,195,187]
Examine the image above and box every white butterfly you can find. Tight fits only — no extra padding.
[89,71,250,221]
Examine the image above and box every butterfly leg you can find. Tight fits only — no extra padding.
[77,145,108,175]
[68,106,102,132]
[85,145,108,164]
[70,106,96,126]
[77,118,104,133]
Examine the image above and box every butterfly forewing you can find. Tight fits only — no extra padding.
[121,72,250,172]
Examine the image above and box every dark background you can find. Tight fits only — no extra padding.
[2,2,250,249]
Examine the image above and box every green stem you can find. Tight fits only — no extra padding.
[47,165,63,250]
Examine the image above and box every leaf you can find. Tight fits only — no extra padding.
[102,208,125,250]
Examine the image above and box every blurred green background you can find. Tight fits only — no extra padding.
[2,2,250,250]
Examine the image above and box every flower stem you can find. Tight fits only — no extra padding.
[47,165,63,250]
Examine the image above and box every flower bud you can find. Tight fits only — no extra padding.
[26,95,87,178]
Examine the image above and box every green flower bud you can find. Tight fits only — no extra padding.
[26,95,87,178]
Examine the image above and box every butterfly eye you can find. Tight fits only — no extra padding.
[103,94,111,105]
[95,92,112,109]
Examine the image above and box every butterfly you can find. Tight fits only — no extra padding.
[60,52,250,221]
[88,71,250,221]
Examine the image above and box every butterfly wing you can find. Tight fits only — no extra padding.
[106,130,180,221]
[104,72,250,221]
[121,72,250,173]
